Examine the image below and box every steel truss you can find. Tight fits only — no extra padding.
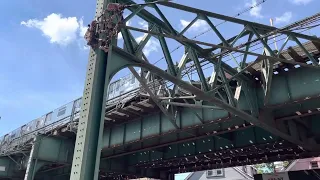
[70,0,320,179]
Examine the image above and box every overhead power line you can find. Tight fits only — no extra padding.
[117,0,268,79]
[152,0,269,65]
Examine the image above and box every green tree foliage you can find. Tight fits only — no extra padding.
[254,161,290,174]
[283,161,290,168]
[254,163,275,174]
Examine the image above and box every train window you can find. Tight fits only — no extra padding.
[109,83,114,93]
[131,74,135,84]
[36,120,41,128]
[45,113,52,123]
[57,107,67,117]
[21,125,27,133]
[120,78,125,86]
[74,99,81,108]
[124,75,130,82]
[10,133,16,139]
[4,134,8,140]
[116,81,120,91]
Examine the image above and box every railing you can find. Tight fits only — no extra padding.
[0,72,168,155]
[0,98,82,155]
[0,82,146,154]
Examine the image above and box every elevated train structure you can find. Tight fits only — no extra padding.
[0,72,163,157]
[1,0,320,179]
[1,40,320,180]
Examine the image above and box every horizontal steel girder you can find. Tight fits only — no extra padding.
[122,25,320,70]
[0,156,25,179]
[100,136,318,177]
[101,46,320,151]
[120,0,252,82]
[157,1,320,43]
[0,135,75,180]
[118,0,320,90]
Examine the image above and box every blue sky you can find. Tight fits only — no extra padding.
[0,0,319,141]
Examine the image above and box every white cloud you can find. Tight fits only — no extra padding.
[275,12,293,25]
[118,33,123,39]
[139,21,148,30]
[291,0,313,5]
[135,36,145,44]
[117,20,131,40]
[180,19,209,32]
[135,34,160,57]
[245,0,263,18]
[80,43,89,50]
[21,13,88,46]
[78,18,90,50]
[126,20,131,26]
[78,18,87,37]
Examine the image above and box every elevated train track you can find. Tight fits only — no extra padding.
[0,40,320,179]
[1,1,320,179]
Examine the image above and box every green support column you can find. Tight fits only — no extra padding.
[24,137,39,180]
[0,156,24,179]
[69,1,135,179]
[69,0,116,179]
[70,45,132,179]
[157,28,177,76]
[23,135,75,180]
[69,46,108,179]
[24,136,46,180]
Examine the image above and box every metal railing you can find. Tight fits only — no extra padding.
[0,77,166,155]
[0,98,82,155]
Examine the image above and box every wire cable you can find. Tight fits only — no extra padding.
[151,0,269,65]
[179,13,320,76]
[181,22,320,76]
[115,10,320,93]
[116,0,268,80]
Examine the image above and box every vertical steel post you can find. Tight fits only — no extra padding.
[68,99,77,132]
[69,0,115,179]
[24,137,39,180]
[24,136,46,180]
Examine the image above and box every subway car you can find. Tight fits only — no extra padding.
[0,72,144,154]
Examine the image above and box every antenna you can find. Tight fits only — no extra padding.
[270,18,278,51]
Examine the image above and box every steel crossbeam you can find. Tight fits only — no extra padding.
[1,1,320,180]
[107,46,317,151]
[69,0,320,179]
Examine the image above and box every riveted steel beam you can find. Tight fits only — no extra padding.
[121,0,252,83]
[70,0,120,179]
[178,15,200,36]
[108,45,318,151]
[290,35,320,66]
[24,136,48,180]
[122,23,179,129]
[157,1,320,43]
[160,101,222,110]
[189,49,209,91]
[156,28,177,76]
[129,67,179,129]
[124,25,320,70]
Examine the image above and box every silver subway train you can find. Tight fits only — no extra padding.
[0,73,142,154]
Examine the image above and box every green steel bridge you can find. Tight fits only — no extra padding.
[1,0,320,179]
